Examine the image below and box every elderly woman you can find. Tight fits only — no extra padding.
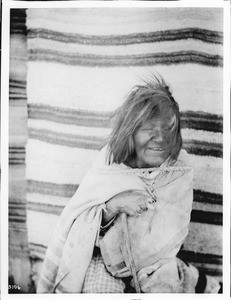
[37,76,220,294]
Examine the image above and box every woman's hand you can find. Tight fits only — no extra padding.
[103,190,155,224]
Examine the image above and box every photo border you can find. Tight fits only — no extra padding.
[1,1,230,299]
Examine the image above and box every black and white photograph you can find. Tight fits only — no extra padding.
[1,0,230,297]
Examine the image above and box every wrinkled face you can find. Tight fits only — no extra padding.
[133,117,174,168]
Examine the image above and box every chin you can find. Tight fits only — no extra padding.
[136,151,169,168]
[145,156,167,168]
[148,160,164,168]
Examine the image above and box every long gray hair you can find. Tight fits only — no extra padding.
[107,75,182,165]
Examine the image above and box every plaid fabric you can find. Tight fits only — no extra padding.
[82,252,220,293]
[82,251,125,293]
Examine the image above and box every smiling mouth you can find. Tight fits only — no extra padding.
[148,147,165,151]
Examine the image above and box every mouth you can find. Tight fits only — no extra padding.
[147,147,166,152]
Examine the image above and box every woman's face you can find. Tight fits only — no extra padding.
[133,118,172,168]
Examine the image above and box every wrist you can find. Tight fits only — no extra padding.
[103,200,119,223]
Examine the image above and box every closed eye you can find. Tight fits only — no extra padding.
[142,128,159,137]
[142,128,152,131]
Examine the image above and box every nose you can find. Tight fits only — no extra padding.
[151,132,163,143]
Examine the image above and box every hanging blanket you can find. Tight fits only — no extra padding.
[26,8,223,286]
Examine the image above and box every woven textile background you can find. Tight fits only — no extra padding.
[10,7,223,292]
[9,9,32,292]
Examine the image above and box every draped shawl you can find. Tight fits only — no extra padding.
[37,145,193,293]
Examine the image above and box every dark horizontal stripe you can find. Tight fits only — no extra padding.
[9,203,27,218]
[181,258,222,278]
[10,84,26,91]
[10,25,27,36]
[28,27,223,46]
[10,87,26,95]
[9,159,25,164]
[29,128,108,150]
[9,147,26,165]
[9,202,27,209]
[27,202,64,216]
[9,215,27,223]
[10,9,26,19]
[10,26,27,34]
[27,180,78,198]
[194,190,222,205]
[9,149,25,158]
[193,266,222,277]
[28,103,223,133]
[29,127,222,158]
[9,160,25,165]
[9,198,27,205]
[181,112,223,133]
[27,180,222,207]
[182,111,222,122]
[10,95,27,100]
[27,180,222,225]
[10,97,27,102]
[10,29,27,36]
[178,250,222,265]
[178,262,222,278]
[28,104,113,128]
[190,210,222,226]
[29,243,47,256]
[27,199,222,226]
[184,147,222,158]
[29,49,223,67]
[9,97,27,102]
[9,79,26,88]
[9,89,27,96]
[183,140,222,158]
[10,9,27,35]
[9,146,25,151]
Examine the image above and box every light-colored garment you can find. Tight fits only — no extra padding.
[100,157,193,277]
[37,145,192,293]
[82,252,220,293]
[37,145,153,293]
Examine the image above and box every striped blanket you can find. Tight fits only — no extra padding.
[9,9,32,292]
[24,7,223,289]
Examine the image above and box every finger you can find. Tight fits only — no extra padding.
[136,207,143,214]
[134,204,145,214]
[134,211,142,217]
[146,196,156,204]
[140,204,148,212]
[146,203,155,211]
[139,202,154,212]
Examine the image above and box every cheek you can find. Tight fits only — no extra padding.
[134,131,151,149]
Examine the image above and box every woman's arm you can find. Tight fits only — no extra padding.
[102,190,155,224]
